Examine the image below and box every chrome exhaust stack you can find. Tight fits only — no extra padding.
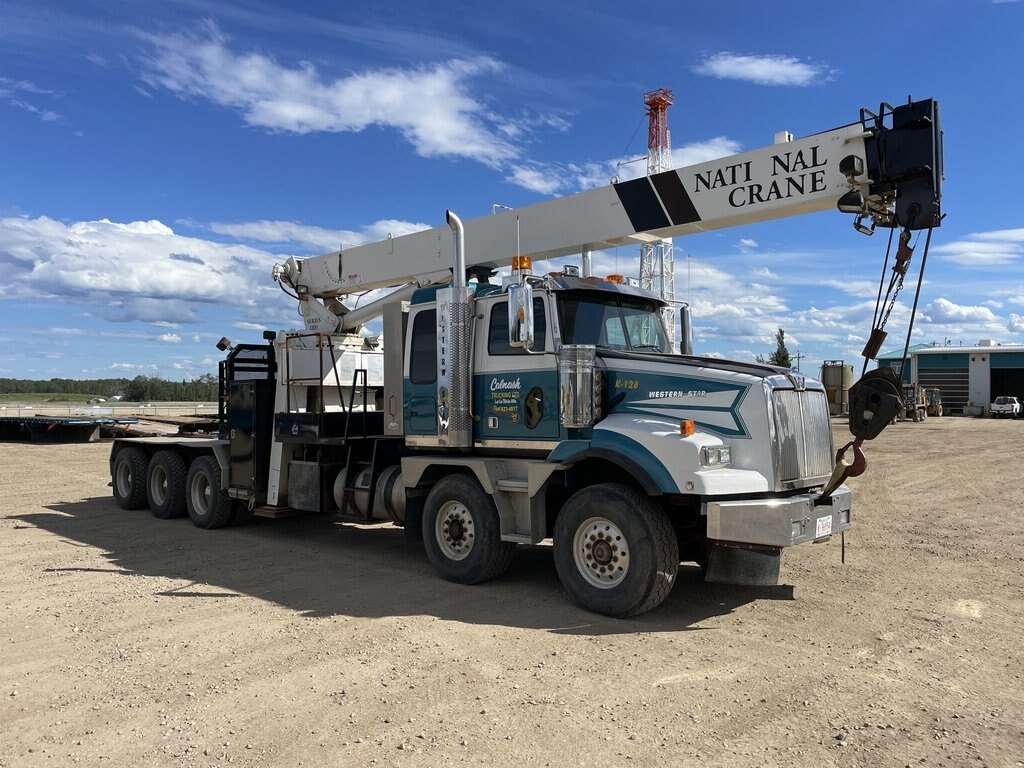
[437,210,473,448]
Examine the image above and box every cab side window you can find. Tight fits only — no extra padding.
[409,309,436,384]
[488,299,547,355]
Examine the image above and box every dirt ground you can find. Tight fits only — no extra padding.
[1,416,1022,768]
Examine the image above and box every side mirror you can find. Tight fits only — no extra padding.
[678,303,693,355]
[507,282,534,349]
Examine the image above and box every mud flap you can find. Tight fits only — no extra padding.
[705,543,781,586]
[403,493,425,544]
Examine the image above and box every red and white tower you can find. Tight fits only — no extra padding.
[638,88,677,347]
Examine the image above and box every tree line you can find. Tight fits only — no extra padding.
[0,374,218,402]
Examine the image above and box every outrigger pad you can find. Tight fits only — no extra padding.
[705,543,781,586]
[848,368,904,440]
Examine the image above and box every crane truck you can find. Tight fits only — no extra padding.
[109,97,943,617]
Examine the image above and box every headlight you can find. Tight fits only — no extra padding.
[700,445,732,467]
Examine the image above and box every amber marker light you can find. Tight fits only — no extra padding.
[512,255,532,272]
[606,274,625,284]
[680,419,695,436]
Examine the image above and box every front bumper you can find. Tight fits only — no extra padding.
[704,486,851,548]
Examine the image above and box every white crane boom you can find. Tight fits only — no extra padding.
[274,99,941,302]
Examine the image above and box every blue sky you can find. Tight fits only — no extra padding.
[1,0,1022,382]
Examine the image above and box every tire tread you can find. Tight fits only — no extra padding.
[113,447,149,510]
[147,450,188,519]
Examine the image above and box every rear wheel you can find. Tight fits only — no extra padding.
[146,451,188,519]
[553,483,678,617]
[423,474,515,584]
[186,456,233,529]
[112,447,148,510]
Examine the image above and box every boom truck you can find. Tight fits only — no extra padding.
[110,97,943,617]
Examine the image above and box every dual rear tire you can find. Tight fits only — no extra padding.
[112,448,240,529]
[147,451,188,519]
[422,474,515,584]
[185,456,234,529]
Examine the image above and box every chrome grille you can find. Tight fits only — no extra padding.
[772,389,833,484]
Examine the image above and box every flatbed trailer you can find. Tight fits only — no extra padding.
[0,415,138,443]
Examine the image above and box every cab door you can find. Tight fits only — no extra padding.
[404,306,438,437]
[474,295,561,443]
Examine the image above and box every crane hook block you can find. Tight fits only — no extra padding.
[848,368,904,440]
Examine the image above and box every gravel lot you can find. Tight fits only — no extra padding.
[1,416,1022,767]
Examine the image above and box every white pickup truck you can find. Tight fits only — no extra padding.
[991,396,1021,418]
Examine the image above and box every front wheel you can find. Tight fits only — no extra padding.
[553,484,678,618]
[422,474,515,584]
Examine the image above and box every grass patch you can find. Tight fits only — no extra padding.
[0,393,107,402]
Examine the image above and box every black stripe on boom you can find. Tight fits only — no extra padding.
[613,178,670,232]
[651,170,700,225]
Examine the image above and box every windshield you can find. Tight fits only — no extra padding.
[557,290,671,353]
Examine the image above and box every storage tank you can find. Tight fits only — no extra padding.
[820,360,855,415]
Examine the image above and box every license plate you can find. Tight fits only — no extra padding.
[815,515,833,538]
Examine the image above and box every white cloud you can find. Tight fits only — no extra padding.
[506,137,744,195]
[974,227,1024,242]
[204,218,430,251]
[693,53,831,87]
[934,228,1023,266]
[140,23,517,167]
[813,277,881,300]
[0,215,282,322]
[923,298,998,324]
[672,137,743,168]
[506,165,565,195]
[0,76,63,122]
[1009,314,1024,333]
[158,333,182,343]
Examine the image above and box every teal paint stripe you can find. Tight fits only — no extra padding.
[547,440,590,462]
[617,407,748,438]
[590,430,679,493]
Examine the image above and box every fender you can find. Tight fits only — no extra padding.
[547,439,671,496]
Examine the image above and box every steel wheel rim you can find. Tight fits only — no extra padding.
[191,473,211,517]
[436,500,474,561]
[149,466,168,506]
[573,516,630,589]
[115,461,132,498]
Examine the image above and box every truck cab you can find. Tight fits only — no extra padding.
[387,268,849,615]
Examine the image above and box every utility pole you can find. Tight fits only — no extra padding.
[793,350,805,372]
